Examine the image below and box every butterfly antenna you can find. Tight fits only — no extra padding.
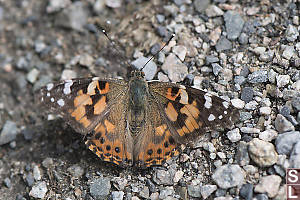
[97,25,132,67]
[141,34,175,70]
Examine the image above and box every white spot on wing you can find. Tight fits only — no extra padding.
[47,83,54,91]
[222,101,229,109]
[51,97,55,102]
[218,115,223,119]
[47,92,50,97]
[224,111,228,115]
[57,99,65,107]
[204,94,212,109]
[208,114,216,121]
[63,80,73,95]
[87,81,97,95]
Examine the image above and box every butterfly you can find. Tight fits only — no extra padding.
[36,70,239,168]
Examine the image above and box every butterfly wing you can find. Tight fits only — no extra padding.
[36,78,134,166]
[148,81,239,144]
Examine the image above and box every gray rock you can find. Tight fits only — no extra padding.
[280,105,290,117]
[33,165,42,181]
[0,121,18,145]
[172,45,187,61]
[292,97,300,112]
[215,37,232,52]
[275,114,295,133]
[200,185,217,199]
[254,175,281,198]
[93,0,106,13]
[276,75,290,87]
[206,55,219,64]
[248,138,278,167]
[139,186,150,199]
[259,129,278,142]
[153,169,173,185]
[255,193,268,200]
[111,177,127,191]
[55,1,89,32]
[25,173,35,187]
[150,43,161,55]
[29,181,48,199]
[224,11,245,40]
[205,5,224,17]
[247,70,268,83]
[131,56,157,81]
[239,183,253,200]
[238,33,249,44]
[234,76,246,85]
[239,112,252,121]
[226,128,241,143]
[159,186,174,199]
[161,53,188,82]
[212,63,223,76]
[240,127,260,134]
[112,191,124,200]
[194,0,210,13]
[241,87,254,103]
[46,0,71,13]
[27,68,40,83]
[187,184,201,198]
[282,46,295,60]
[235,141,250,166]
[67,165,84,178]
[212,164,245,189]
[285,24,299,42]
[42,158,54,168]
[276,131,300,155]
[90,177,111,199]
[105,0,121,8]
[290,140,300,168]
[4,177,11,188]
[156,14,165,24]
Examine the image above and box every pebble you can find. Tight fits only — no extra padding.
[33,165,42,181]
[212,63,223,76]
[34,41,47,53]
[290,140,300,168]
[215,37,232,52]
[238,33,249,44]
[153,169,173,185]
[282,46,295,60]
[29,181,48,199]
[235,141,250,166]
[0,121,18,145]
[231,99,245,109]
[259,107,272,115]
[159,186,174,199]
[292,97,300,112]
[67,165,84,178]
[240,87,254,103]
[200,185,217,199]
[4,177,11,188]
[25,173,35,186]
[150,43,161,55]
[193,0,210,13]
[172,45,187,61]
[248,138,278,167]
[212,164,245,189]
[224,11,245,40]
[285,24,299,42]
[247,70,268,83]
[27,68,40,83]
[259,129,278,142]
[244,101,258,110]
[131,56,157,81]
[173,170,184,183]
[205,5,224,17]
[90,177,111,199]
[93,0,105,13]
[240,127,260,134]
[112,177,127,191]
[156,14,165,24]
[111,191,124,200]
[46,0,71,13]
[105,0,121,8]
[239,112,252,121]
[226,128,241,143]
[205,55,219,64]
[254,193,268,200]
[61,69,77,80]
[161,53,188,82]
[203,142,216,153]
[42,158,54,168]
[254,175,281,198]
[275,131,300,155]
[276,75,290,87]
[187,184,201,198]
[239,183,253,200]
[274,114,295,133]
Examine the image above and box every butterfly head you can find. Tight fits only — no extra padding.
[130,70,145,80]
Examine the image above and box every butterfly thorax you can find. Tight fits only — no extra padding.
[128,71,148,134]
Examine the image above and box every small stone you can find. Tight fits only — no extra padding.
[212,164,245,189]
[239,183,253,200]
[34,41,47,53]
[4,177,11,188]
[46,0,71,13]
[79,53,94,67]
[212,63,223,76]
[153,169,173,185]
[239,112,252,121]
[285,24,299,42]
[105,0,121,8]
[159,186,174,199]
[139,186,150,199]
[235,141,250,166]
[27,68,40,83]
[131,56,157,81]
[156,14,165,23]
[203,142,216,153]
[111,177,127,191]
[29,181,48,199]
[247,70,268,83]
[90,177,111,199]
[240,87,254,103]
[61,69,77,80]
[205,5,224,17]
[33,165,42,181]
[248,138,278,167]
[274,114,295,133]
[259,107,272,115]
[282,46,295,60]
[240,127,260,134]
[172,45,187,61]
[244,101,258,110]
[276,75,290,87]
[25,173,35,187]
[254,194,268,200]
[194,0,210,13]
[234,76,246,85]
[0,121,18,146]
[238,33,249,44]
[42,158,54,168]
[173,170,184,183]
[254,175,281,198]
[227,128,241,143]
[150,43,161,55]
[275,131,300,155]
[205,55,219,64]
[111,191,124,200]
[252,47,266,56]
[67,165,84,178]
[231,99,245,109]
[259,129,278,142]
[224,11,245,40]
[93,0,106,13]
[290,140,300,168]
[187,184,201,198]
[161,53,188,82]
[216,37,232,52]
[292,97,300,112]
[200,185,217,199]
